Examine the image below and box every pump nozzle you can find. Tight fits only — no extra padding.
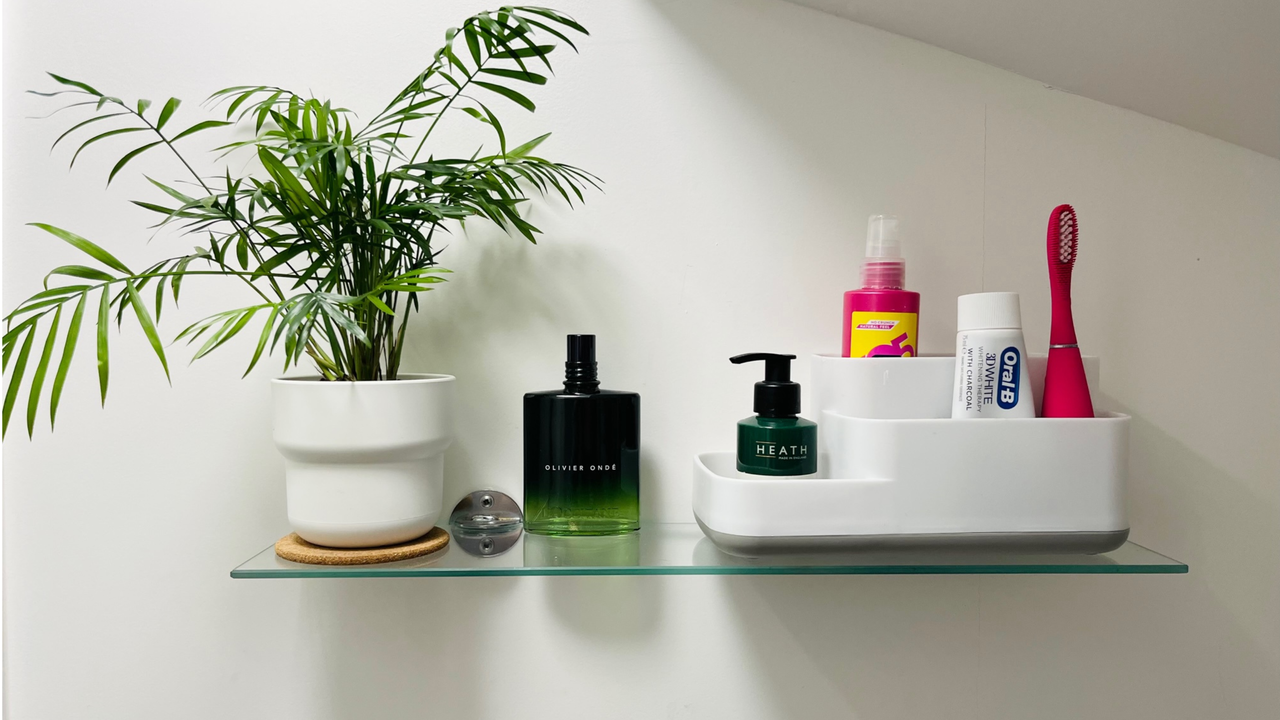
[862,214,906,289]
[730,353,801,418]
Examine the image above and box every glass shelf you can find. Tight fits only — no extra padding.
[231,523,1187,578]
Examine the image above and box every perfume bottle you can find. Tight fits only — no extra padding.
[523,335,640,536]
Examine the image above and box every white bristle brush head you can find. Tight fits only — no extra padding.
[1053,205,1078,266]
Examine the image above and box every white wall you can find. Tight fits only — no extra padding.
[5,0,1278,718]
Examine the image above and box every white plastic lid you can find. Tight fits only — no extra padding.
[956,292,1023,331]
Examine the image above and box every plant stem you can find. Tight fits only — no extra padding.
[120,99,290,302]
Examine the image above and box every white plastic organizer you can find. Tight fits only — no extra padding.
[693,354,1130,555]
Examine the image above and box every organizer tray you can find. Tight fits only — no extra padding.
[694,354,1128,556]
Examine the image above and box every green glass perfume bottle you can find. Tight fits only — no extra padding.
[523,335,641,536]
[731,353,818,476]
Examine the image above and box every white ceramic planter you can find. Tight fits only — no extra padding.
[271,374,455,548]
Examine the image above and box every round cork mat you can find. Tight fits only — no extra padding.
[275,527,450,566]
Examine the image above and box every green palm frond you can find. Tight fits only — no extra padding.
[3,6,596,437]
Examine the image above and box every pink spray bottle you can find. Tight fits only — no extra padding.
[842,215,920,358]
[1042,204,1095,417]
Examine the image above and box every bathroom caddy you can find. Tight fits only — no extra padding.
[694,354,1129,555]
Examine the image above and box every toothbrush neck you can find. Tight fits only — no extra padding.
[1050,283,1078,345]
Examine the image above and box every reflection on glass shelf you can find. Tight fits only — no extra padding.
[523,533,641,567]
[231,524,1187,578]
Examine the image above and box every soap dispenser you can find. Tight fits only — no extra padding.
[730,353,818,476]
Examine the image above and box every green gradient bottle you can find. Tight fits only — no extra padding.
[731,353,818,476]
[524,335,640,535]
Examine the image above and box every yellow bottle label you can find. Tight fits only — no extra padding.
[849,312,918,357]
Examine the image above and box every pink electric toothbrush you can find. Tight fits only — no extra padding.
[1042,204,1095,418]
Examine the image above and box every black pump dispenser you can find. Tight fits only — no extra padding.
[730,353,800,419]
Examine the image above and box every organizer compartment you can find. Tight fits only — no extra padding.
[823,411,1128,535]
[810,353,1101,423]
[694,354,1128,556]
[810,355,956,422]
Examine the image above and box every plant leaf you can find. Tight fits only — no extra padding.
[170,119,231,142]
[156,97,181,130]
[235,234,249,269]
[70,126,148,168]
[490,44,555,60]
[47,73,101,96]
[107,141,161,186]
[253,245,308,277]
[28,223,132,274]
[478,102,506,154]
[124,280,169,381]
[146,176,196,204]
[24,285,91,301]
[136,98,152,116]
[243,305,280,377]
[3,316,43,359]
[464,25,483,67]
[509,132,551,158]
[50,112,129,152]
[2,326,36,437]
[26,306,62,437]
[479,67,548,85]
[190,304,271,361]
[50,292,87,427]
[96,286,110,405]
[45,265,116,284]
[472,81,536,112]
[154,275,167,322]
[6,297,78,319]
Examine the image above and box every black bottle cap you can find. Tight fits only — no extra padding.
[567,334,595,363]
[564,334,600,393]
[730,353,800,418]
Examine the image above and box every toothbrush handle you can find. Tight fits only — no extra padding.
[1049,289,1078,346]
[1042,345,1095,418]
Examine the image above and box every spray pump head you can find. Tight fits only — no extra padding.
[861,214,906,289]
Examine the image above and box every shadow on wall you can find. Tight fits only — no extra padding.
[1117,403,1280,714]
[706,401,1278,718]
[291,574,663,719]
[296,577,516,719]
[643,0,989,357]
[720,571,1210,718]
[394,219,630,503]
[542,576,663,640]
[722,574,984,717]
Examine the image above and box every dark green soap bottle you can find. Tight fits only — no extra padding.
[731,353,817,476]
[524,335,640,536]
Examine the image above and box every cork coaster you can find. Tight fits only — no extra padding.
[275,527,450,566]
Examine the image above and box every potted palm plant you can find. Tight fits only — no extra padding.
[3,6,597,547]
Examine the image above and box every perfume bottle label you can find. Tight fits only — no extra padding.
[849,311,918,358]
